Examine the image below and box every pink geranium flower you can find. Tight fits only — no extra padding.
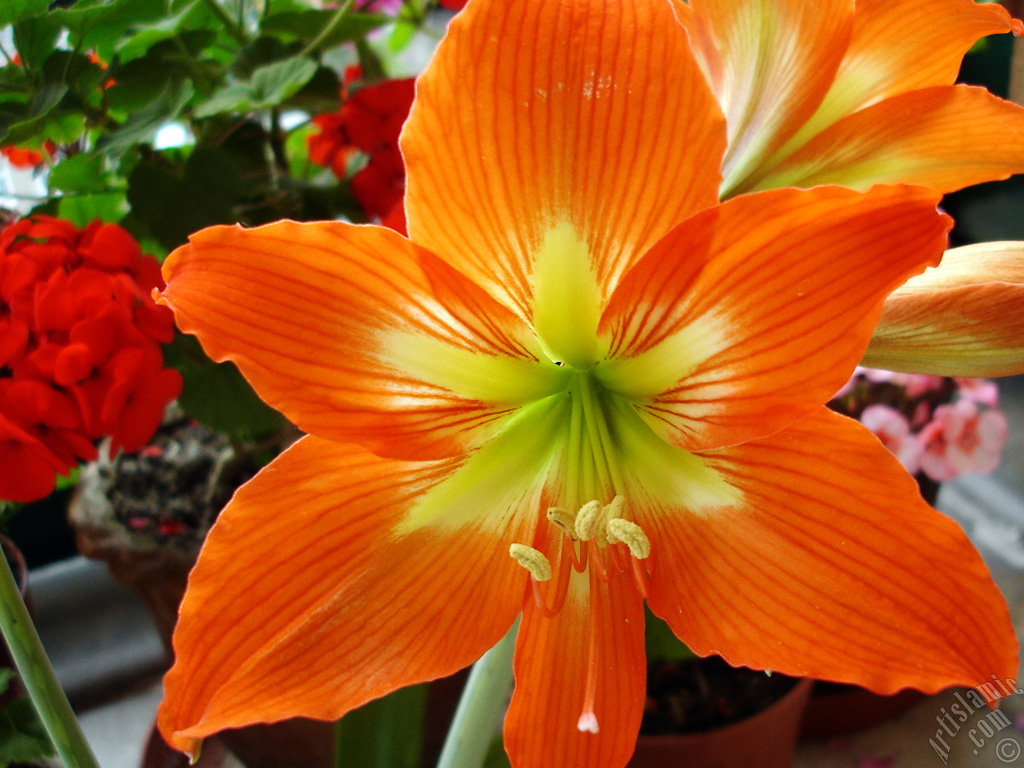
[860,404,923,475]
[919,400,1008,481]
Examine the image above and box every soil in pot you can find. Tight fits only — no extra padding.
[631,655,812,768]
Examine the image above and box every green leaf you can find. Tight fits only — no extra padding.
[163,334,286,439]
[644,608,696,663]
[105,32,218,113]
[191,80,253,117]
[96,78,194,155]
[0,696,56,765]
[262,10,390,48]
[49,0,174,63]
[58,191,129,226]
[334,685,427,768]
[194,56,317,117]
[249,56,317,104]
[387,20,416,53]
[11,15,62,71]
[113,0,218,63]
[49,154,108,192]
[0,0,50,26]
[127,145,243,250]
[0,669,16,697]
[0,83,73,146]
[40,112,86,144]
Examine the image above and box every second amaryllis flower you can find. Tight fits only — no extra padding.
[155,2,1017,768]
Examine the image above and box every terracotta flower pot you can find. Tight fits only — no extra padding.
[629,678,813,768]
[799,682,926,740]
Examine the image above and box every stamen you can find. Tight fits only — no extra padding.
[574,500,605,543]
[588,542,610,583]
[509,543,552,582]
[569,539,587,572]
[547,507,578,539]
[606,518,651,560]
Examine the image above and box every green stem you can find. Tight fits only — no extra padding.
[436,620,518,768]
[0,551,101,768]
[299,0,356,58]
[200,0,251,46]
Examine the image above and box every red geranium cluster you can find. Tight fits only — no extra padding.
[0,217,182,502]
[308,75,416,234]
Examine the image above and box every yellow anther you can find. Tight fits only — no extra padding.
[509,543,552,581]
[547,507,578,539]
[606,518,651,559]
[604,495,626,518]
[574,500,605,542]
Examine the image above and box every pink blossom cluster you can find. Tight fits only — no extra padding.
[830,368,1007,483]
[0,216,182,502]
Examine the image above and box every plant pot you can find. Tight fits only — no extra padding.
[629,677,813,768]
[799,682,926,740]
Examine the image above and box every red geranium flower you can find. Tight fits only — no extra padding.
[308,78,416,232]
[0,217,182,502]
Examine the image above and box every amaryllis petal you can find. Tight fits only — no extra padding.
[675,0,854,192]
[505,567,644,768]
[160,221,564,461]
[801,0,1021,129]
[158,435,534,756]
[598,184,949,451]
[864,242,1024,376]
[403,0,726,318]
[643,408,1015,693]
[751,86,1024,193]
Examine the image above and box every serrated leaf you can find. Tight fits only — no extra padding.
[96,78,194,155]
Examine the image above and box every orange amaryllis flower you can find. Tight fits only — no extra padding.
[156,1,1016,766]
[675,0,1024,198]
[866,241,1024,376]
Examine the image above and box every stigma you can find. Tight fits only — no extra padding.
[508,496,652,736]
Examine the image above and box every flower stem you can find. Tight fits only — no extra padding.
[0,551,100,768]
[436,619,518,768]
[200,0,250,46]
[300,0,356,58]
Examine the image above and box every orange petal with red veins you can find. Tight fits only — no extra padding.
[676,0,853,194]
[160,221,559,461]
[505,564,645,768]
[403,0,725,317]
[865,242,1024,376]
[753,86,1024,193]
[158,436,532,757]
[598,185,949,451]
[814,0,1020,123]
[642,408,1016,694]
